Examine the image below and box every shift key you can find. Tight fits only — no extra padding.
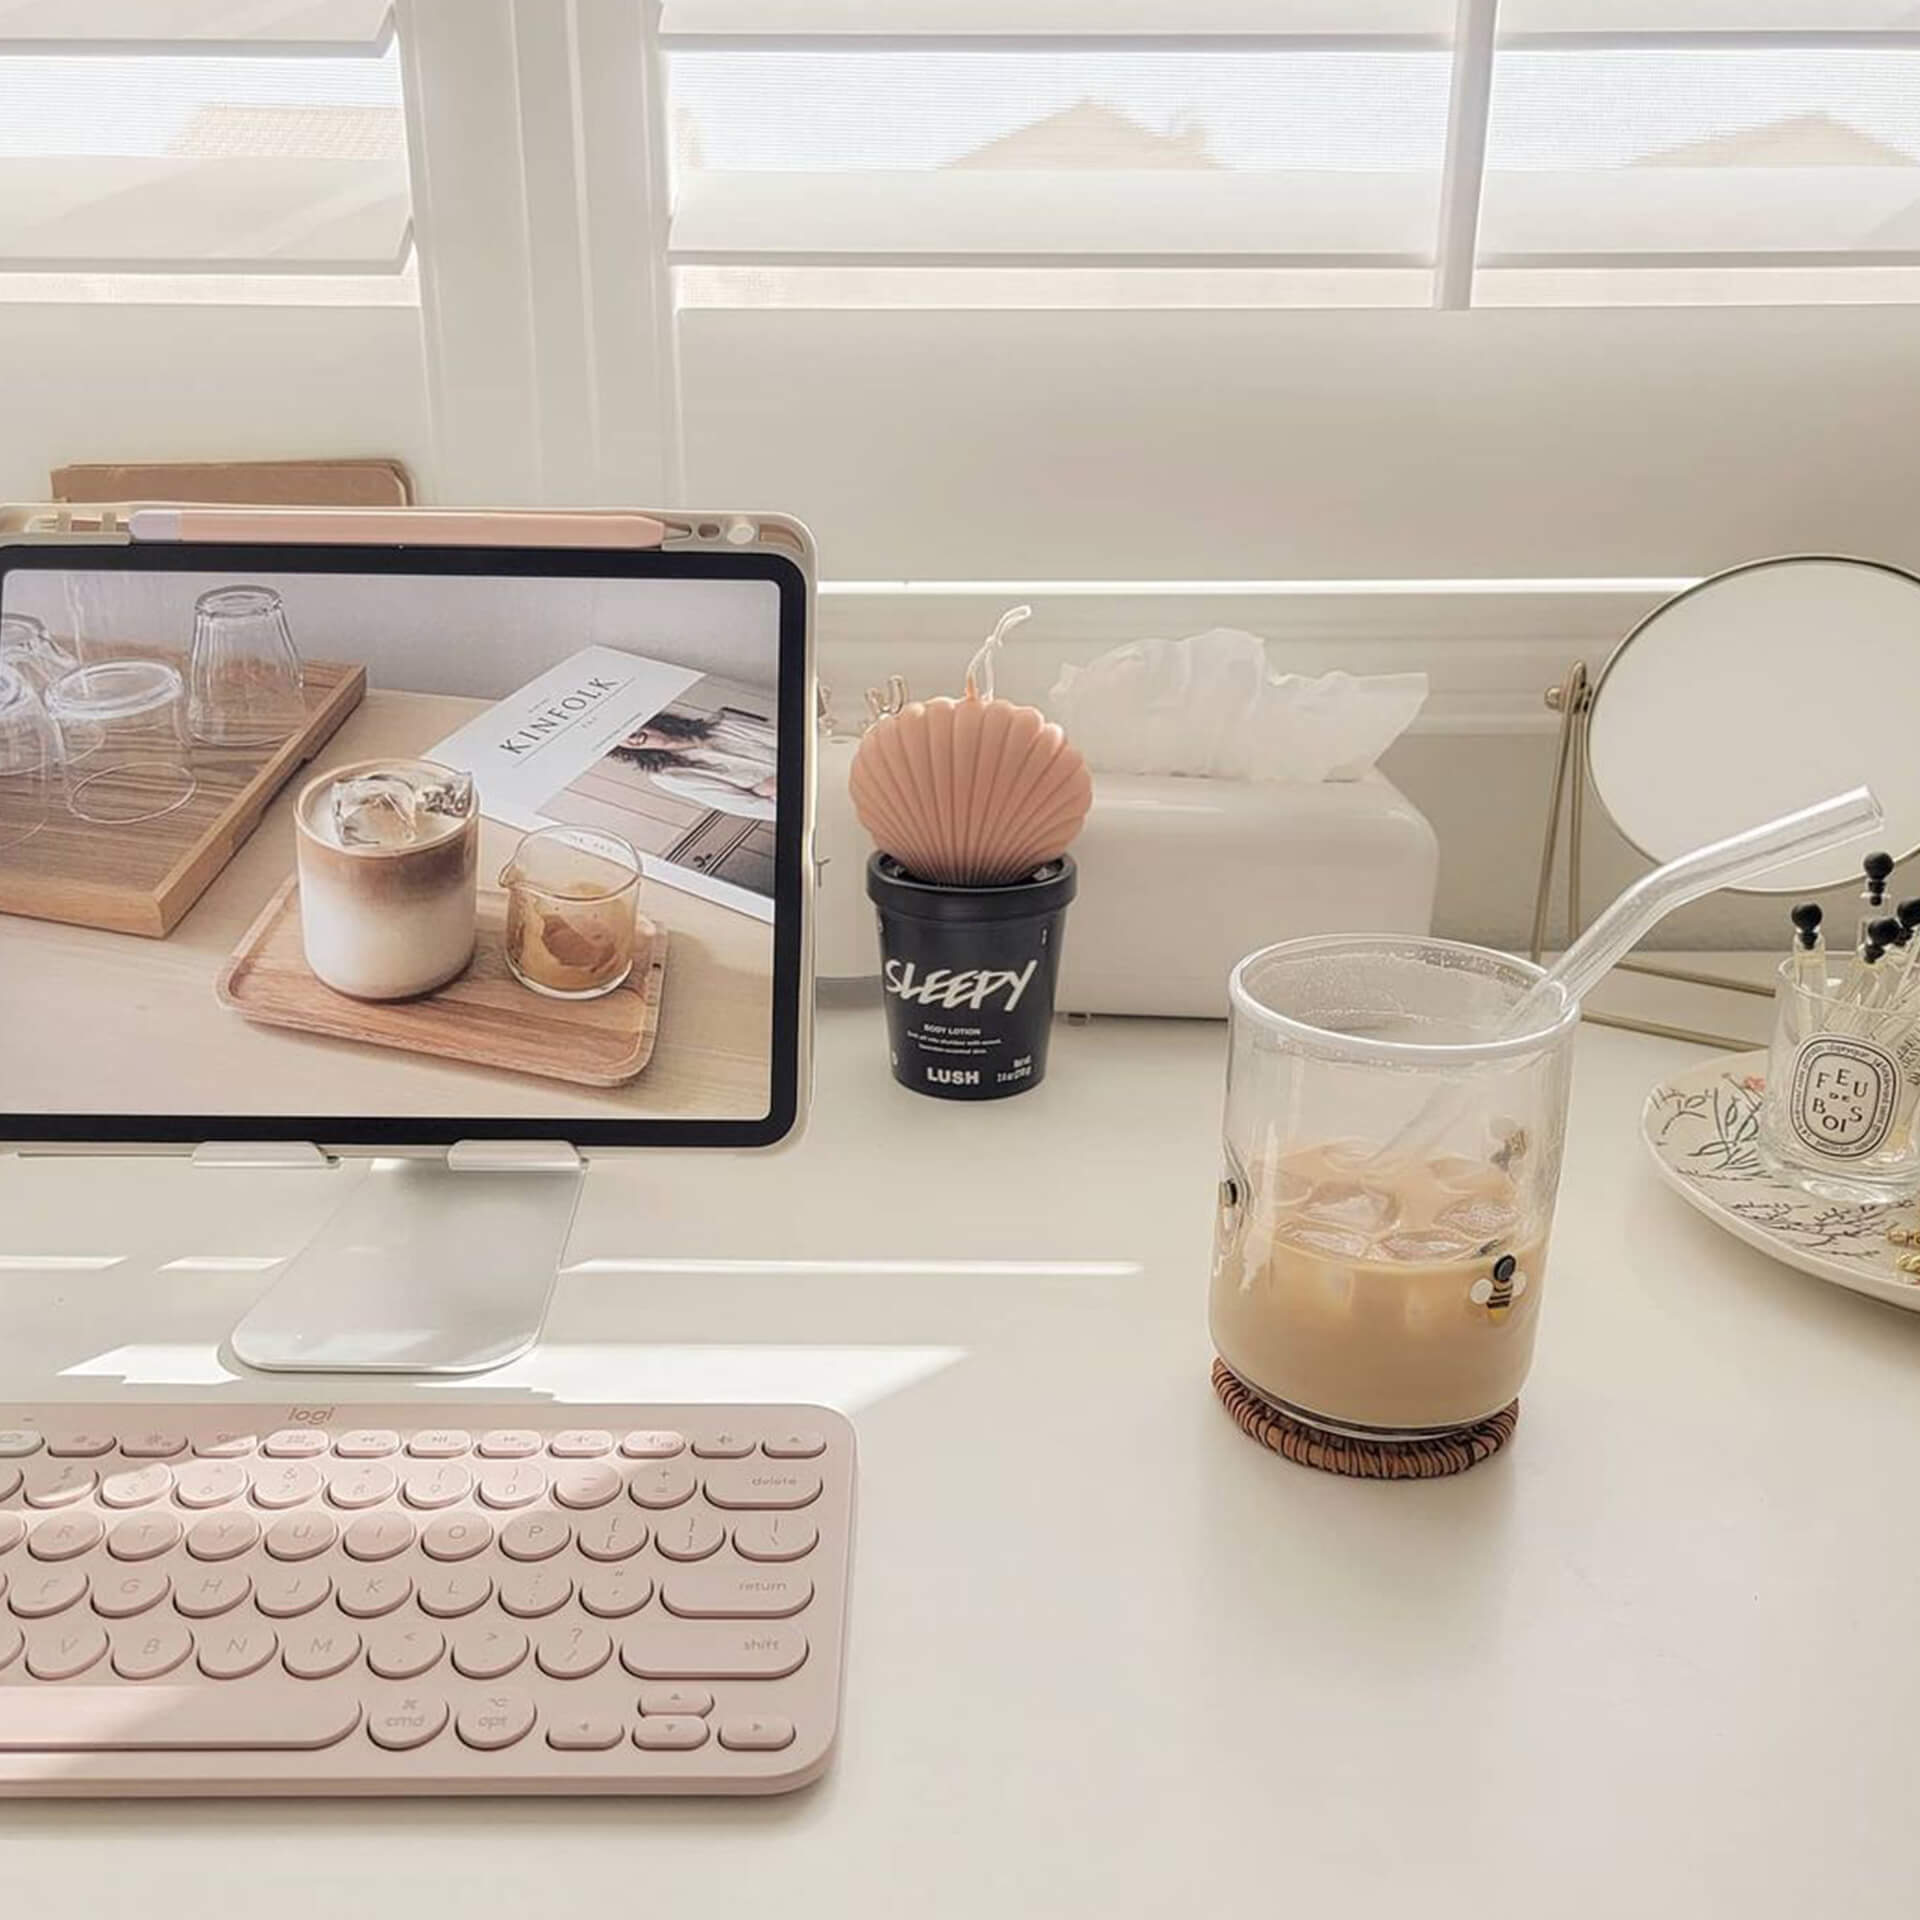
[620,1621,807,1680]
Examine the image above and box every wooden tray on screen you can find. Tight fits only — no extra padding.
[0,658,365,938]
[216,878,666,1088]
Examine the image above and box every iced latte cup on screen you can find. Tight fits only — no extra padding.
[1209,936,1577,1441]
[295,758,479,1001]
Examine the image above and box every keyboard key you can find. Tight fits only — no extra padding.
[701,1463,822,1512]
[328,1462,398,1510]
[92,1567,170,1620]
[343,1514,415,1562]
[251,1461,323,1510]
[29,1512,104,1561]
[619,1623,807,1681]
[417,1569,492,1620]
[366,1689,449,1751]
[0,1619,19,1668]
[24,1461,97,1508]
[174,1461,248,1509]
[112,1620,193,1681]
[662,1569,813,1620]
[199,1623,278,1680]
[402,1462,472,1510]
[763,1431,826,1460]
[100,1463,173,1509]
[627,1461,696,1511]
[653,1508,724,1563]
[336,1570,411,1619]
[10,1567,86,1618]
[0,1515,21,1556]
[334,1430,399,1458]
[0,1465,17,1502]
[175,1569,251,1619]
[121,1429,187,1459]
[255,1569,332,1620]
[0,1430,43,1458]
[421,1514,492,1562]
[553,1465,622,1511]
[0,1688,359,1751]
[547,1713,623,1751]
[478,1463,546,1509]
[619,1430,684,1459]
[719,1716,795,1753]
[262,1429,330,1459]
[451,1624,527,1680]
[639,1686,712,1717]
[579,1566,653,1619]
[457,1690,537,1751]
[535,1622,612,1680]
[365,1622,445,1681]
[549,1430,613,1458]
[478,1430,541,1459]
[45,1431,114,1459]
[27,1622,108,1680]
[187,1513,260,1562]
[192,1430,256,1458]
[284,1625,361,1680]
[499,1513,570,1563]
[576,1512,647,1562]
[498,1567,573,1620]
[406,1429,471,1458]
[264,1514,337,1562]
[0,1688,360,1751]
[691,1429,754,1460]
[731,1514,819,1563]
[633,1715,708,1751]
[108,1513,181,1562]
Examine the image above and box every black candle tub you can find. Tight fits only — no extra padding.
[867,851,1076,1100]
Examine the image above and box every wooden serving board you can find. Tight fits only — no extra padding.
[0,658,365,938]
[215,878,666,1089]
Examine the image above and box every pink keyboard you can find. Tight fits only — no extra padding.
[0,1402,853,1796]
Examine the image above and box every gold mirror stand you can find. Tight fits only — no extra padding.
[1527,659,1770,1050]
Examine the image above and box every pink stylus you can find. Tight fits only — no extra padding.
[127,507,674,548]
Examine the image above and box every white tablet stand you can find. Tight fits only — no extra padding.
[219,1141,584,1374]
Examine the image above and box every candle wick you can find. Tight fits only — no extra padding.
[963,603,1033,703]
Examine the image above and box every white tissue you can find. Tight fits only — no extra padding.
[1050,629,1427,783]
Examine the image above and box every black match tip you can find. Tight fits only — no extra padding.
[1866,851,1896,891]
[1790,902,1823,946]
[1865,943,1887,965]
[1871,917,1904,948]
[1899,899,1920,930]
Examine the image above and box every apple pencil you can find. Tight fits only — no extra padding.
[127,507,676,548]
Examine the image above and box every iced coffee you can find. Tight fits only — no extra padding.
[1211,1141,1545,1435]
[295,758,478,1000]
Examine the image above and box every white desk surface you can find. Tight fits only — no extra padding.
[2,1002,1919,1917]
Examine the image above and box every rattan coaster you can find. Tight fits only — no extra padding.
[1211,1358,1517,1480]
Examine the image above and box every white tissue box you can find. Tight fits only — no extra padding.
[1053,770,1438,1018]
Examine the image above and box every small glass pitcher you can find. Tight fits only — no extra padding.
[500,825,643,1000]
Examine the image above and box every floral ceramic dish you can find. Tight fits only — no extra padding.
[1641,1049,1920,1312]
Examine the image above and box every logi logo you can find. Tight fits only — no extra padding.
[884,958,1038,1012]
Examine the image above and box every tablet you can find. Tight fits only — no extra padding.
[0,515,813,1155]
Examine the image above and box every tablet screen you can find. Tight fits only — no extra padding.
[0,543,808,1148]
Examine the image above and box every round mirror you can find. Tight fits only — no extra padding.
[1587,556,1920,896]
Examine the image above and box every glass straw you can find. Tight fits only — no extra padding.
[1372,786,1885,1170]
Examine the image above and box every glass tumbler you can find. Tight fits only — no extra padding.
[500,825,643,999]
[0,662,54,850]
[1759,959,1920,1203]
[0,612,79,699]
[1210,936,1579,1442]
[188,584,305,747]
[46,660,196,825]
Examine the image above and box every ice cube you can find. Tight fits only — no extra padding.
[330,772,419,847]
[415,768,474,823]
[1273,1220,1372,1260]
[1299,1181,1401,1233]
[1437,1195,1519,1243]
[1374,1229,1477,1265]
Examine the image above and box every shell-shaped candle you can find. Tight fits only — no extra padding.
[849,606,1092,887]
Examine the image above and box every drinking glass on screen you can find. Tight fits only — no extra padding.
[188,584,306,748]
